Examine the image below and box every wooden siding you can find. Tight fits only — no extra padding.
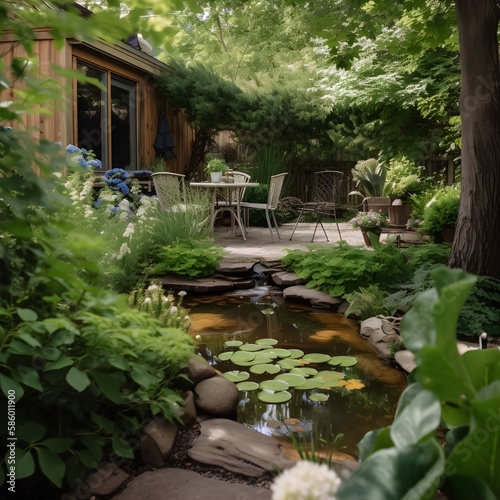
[0,30,194,175]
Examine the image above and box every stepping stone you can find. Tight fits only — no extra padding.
[283,285,342,309]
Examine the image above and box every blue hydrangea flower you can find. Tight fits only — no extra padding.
[87,159,102,169]
[66,144,80,154]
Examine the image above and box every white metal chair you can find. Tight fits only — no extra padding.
[151,172,187,212]
[240,172,288,240]
[289,170,343,242]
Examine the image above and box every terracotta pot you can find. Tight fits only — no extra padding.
[361,229,381,247]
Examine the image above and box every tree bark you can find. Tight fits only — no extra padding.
[449,0,500,279]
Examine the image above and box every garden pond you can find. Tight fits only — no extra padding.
[185,286,407,459]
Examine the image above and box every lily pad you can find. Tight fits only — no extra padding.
[328,356,358,367]
[257,390,292,404]
[240,343,264,352]
[260,379,290,392]
[218,351,234,361]
[231,351,256,366]
[223,370,250,383]
[224,340,243,347]
[290,367,318,378]
[309,393,330,402]
[250,363,281,375]
[302,353,331,364]
[236,381,260,391]
[288,349,305,359]
[255,338,279,346]
[294,379,320,390]
[277,358,302,370]
[267,348,291,358]
[275,373,306,387]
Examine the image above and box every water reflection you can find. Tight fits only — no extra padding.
[186,288,407,458]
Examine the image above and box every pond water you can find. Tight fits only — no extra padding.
[185,286,407,459]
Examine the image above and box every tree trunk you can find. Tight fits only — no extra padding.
[449,0,500,279]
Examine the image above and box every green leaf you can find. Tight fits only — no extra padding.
[337,440,445,500]
[43,355,74,371]
[390,390,441,448]
[0,373,25,400]
[13,366,43,392]
[445,474,497,500]
[36,447,65,487]
[260,379,290,392]
[65,367,91,392]
[222,370,250,383]
[236,381,259,391]
[40,438,74,453]
[112,435,134,458]
[91,371,122,403]
[309,393,329,402]
[18,421,47,443]
[257,390,292,404]
[16,308,38,321]
[328,355,357,367]
[358,427,394,461]
[15,448,35,480]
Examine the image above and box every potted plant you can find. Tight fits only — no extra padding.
[384,157,429,226]
[348,158,390,215]
[205,156,228,182]
[351,210,390,246]
[419,185,460,242]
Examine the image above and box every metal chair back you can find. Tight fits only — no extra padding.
[151,172,185,210]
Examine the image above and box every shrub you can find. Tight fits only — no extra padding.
[420,185,460,241]
[384,156,429,200]
[349,158,387,198]
[344,285,396,320]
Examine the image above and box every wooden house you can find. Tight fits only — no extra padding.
[0,4,193,176]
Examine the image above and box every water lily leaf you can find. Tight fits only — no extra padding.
[328,356,358,367]
[250,363,281,375]
[218,351,234,361]
[277,358,301,370]
[255,338,279,346]
[240,343,264,352]
[275,373,306,387]
[260,379,290,392]
[236,352,275,366]
[315,370,345,379]
[288,349,305,359]
[231,351,256,365]
[223,370,250,383]
[302,353,331,364]
[224,340,243,347]
[295,379,321,390]
[257,390,292,404]
[309,393,330,402]
[290,367,318,378]
[313,371,345,389]
[267,348,291,358]
[236,381,260,391]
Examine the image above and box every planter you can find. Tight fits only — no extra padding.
[440,228,455,243]
[210,172,223,183]
[362,196,391,217]
[361,229,382,247]
[388,202,413,227]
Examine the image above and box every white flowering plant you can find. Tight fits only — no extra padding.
[128,283,191,331]
[271,461,342,500]
[350,210,389,231]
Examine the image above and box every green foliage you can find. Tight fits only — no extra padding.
[205,156,228,173]
[149,243,225,278]
[350,158,387,198]
[344,285,395,320]
[384,156,429,200]
[457,276,500,338]
[420,185,460,241]
[402,243,451,268]
[282,242,411,298]
[337,268,500,498]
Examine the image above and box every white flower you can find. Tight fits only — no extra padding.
[170,306,178,314]
[116,242,131,260]
[119,199,130,211]
[144,297,151,303]
[147,284,159,291]
[271,461,341,500]
[178,290,187,297]
[123,222,135,238]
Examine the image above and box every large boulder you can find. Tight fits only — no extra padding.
[193,376,239,417]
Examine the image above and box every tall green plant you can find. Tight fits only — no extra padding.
[350,158,387,198]
[336,268,500,498]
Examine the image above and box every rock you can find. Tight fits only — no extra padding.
[188,419,296,477]
[111,468,272,500]
[271,271,305,287]
[194,376,239,416]
[217,260,255,275]
[359,317,383,339]
[158,275,236,293]
[185,356,216,385]
[283,285,342,309]
[139,419,178,467]
[359,316,402,359]
[394,350,416,373]
[87,463,129,496]
[178,390,197,426]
